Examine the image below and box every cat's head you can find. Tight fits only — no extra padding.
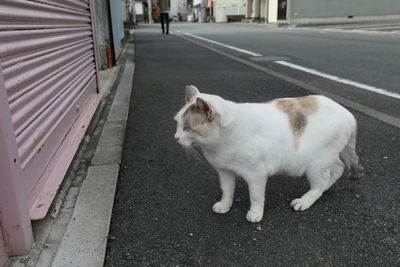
[174,85,233,148]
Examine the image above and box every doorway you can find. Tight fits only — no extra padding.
[277,0,287,20]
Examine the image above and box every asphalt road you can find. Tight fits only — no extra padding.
[172,23,400,91]
[173,23,400,120]
[105,24,400,266]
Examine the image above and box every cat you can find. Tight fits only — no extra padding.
[174,85,363,222]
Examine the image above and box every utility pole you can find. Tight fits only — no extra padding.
[201,0,206,22]
[148,0,153,23]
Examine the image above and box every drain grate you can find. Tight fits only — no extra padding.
[250,56,290,61]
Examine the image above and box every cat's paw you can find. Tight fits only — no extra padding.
[290,198,313,211]
[212,201,232,214]
[246,210,263,222]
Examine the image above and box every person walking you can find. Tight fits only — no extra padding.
[158,0,170,34]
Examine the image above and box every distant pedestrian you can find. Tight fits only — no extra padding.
[158,0,170,34]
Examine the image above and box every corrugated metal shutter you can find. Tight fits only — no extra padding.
[0,0,100,219]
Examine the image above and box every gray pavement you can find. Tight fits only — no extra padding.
[104,24,400,266]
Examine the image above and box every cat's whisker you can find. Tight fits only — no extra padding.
[186,147,198,161]
[187,147,207,165]
[183,147,191,160]
[183,147,193,161]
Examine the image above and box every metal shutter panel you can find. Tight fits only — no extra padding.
[0,0,101,219]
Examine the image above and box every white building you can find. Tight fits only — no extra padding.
[170,0,187,20]
[214,0,246,23]
[244,0,281,23]
[244,0,400,25]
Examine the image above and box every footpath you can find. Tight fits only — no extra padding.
[6,35,135,267]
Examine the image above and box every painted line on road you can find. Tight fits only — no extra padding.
[183,32,262,57]
[275,61,400,100]
[183,32,400,100]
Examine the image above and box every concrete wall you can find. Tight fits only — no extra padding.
[260,0,265,19]
[93,0,112,69]
[171,0,187,17]
[215,0,245,22]
[290,0,400,20]
[268,0,277,22]
[110,0,125,59]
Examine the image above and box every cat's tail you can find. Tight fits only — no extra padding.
[340,127,364,180]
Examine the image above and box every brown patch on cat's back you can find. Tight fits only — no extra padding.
[262,99,274,104]
[275,96,319,149]
[297,95,319,114]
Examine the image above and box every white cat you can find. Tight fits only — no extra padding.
[174,85,363,222]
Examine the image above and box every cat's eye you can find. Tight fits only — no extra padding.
[183,126,191,131]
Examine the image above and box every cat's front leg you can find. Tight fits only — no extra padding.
[246,175,267,223]
[213,169,235,214]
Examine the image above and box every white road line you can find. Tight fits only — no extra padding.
[275,61,400,100]
[180,33,399,100]
[183,32,262,57]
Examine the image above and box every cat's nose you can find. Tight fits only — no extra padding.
[174,134,180,141]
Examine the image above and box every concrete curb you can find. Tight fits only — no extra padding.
[51,165,120,267]
[50,41,135,266]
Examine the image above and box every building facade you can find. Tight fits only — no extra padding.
[214,0,246,22]
[243,0,400,24]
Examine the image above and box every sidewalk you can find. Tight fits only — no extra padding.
[5,35,135,267]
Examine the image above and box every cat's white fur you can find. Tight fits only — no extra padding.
[174,85,362,222]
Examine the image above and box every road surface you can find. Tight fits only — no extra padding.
[105,23,400,266]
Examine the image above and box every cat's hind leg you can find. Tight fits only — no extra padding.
[291,158,344,211]
[213,169,236,214]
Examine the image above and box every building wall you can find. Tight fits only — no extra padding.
[290,0,400,20]
[268,0,277,22]
[110,0,125,59]
[215,0,245,22]
[260,0,266,19]
[93,0,112,69]
[171,0,187,17]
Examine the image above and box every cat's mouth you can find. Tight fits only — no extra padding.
[177,139,195,148]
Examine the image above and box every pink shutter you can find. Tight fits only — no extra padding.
[0,0,101,257]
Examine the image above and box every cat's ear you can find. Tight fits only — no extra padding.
[185,85,199,103]
[196,97,215,120]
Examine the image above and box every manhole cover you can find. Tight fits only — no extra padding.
[250,56,290,61]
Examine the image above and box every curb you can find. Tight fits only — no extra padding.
[50,40,135,266]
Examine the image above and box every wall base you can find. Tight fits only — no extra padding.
[289,14,400,25]
[0,228,8,267]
